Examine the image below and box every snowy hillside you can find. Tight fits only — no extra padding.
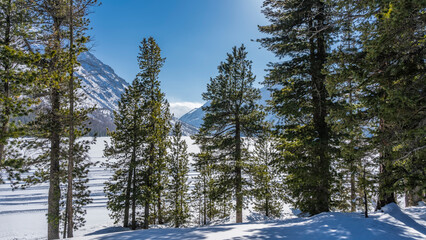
[171,116,198,136]
[76,52,128,112]
[179,87,278,128]
[74,203,426,240]
[75,52,198,136]
[179,102,209,128]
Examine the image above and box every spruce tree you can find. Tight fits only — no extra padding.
[104,78,145,229]
[249,125,284,218]
[63,0,98,237]
[35,2,69,237]
[355,0,426,209]
[258,0,335,215]
[0,0,39,184]
[191,146,218,225]
[167,122,190,227]
[136,37,171,229]
[14,1,98,238]
[324,1,371,212]
[195,44,263,223]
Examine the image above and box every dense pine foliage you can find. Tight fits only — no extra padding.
[104,37,171,230]
[194,45,264,223]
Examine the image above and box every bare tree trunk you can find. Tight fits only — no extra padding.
[376,119,395,210]
[65,0,75,237]
[124,140,136,228]
[265,196,270,217]
[143,143,154,229]
[144,197,150,229]
[203,177,207,225]
[158,193,163,224]
[131,168,136,230]
[48,87,61,240]
[235,116,243,223]
[48,13,63,238]
[363,166,368,218]
[350,165,356,212]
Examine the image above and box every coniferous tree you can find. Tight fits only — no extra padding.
[136,37,171,229]
[195,44,264,223]
[14,1,98,238]
[63,0,98,237]
[0,0,39,184]
[191,146,217,225]
[167,122,190,227]
[324,1,371,212]
[104,78,145,229]
[258,0,335,215]
[35,2,70,237]
[354,0,426,209]
[249,125,284,218]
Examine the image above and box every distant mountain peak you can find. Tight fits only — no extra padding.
[76,52,128,112]
[179,87,278,128]
[77,52,198,136]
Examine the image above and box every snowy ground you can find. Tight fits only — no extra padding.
[74,204,426,240]
[1,137,425,240]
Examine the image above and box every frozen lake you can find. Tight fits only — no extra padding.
[0,137,200,240]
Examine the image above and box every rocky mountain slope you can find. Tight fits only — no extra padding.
[76,52,198,136]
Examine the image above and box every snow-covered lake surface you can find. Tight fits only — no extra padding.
[1,137,425,240]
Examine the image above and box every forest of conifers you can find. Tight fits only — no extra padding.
[0,1,424,239]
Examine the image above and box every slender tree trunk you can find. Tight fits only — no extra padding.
[349,75,356,213]
[0,0,12,170]
[65,0,75,237]
[124,151,135,228]
[143,143,154,229]
[48,87,61,240]
[376,161,395,210]
[309,1,330,214]
[48,16,63,239]
[175,186,179,227]
[376,119,395,210]
[123,167,132,227]
[265,196,269,217]
[63,210,67,238]
[203,176,207,225]
[131,168,136,230]
[158,193,163,224]
[363,166,368,218]
[350,164,356,212]
[144,199,150,229]
[235,116,243,223]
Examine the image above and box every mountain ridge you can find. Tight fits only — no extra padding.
[77,52,198,136]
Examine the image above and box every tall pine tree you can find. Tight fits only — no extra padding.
[0,0,39,184]
[195,44,263,223]
[249,124,284,218]
[356,0,426,209]
[258,0,335,215]
[137,37,171,229]
[167,122,190,227]
[104,78,145,229]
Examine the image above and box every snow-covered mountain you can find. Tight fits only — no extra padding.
[76,52,198,136]
[179,87,278,128]
[179,102,208,128]
[171,116,198,136]
[76,52,128,112]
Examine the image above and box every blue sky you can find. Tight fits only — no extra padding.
[88,0,275,116]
